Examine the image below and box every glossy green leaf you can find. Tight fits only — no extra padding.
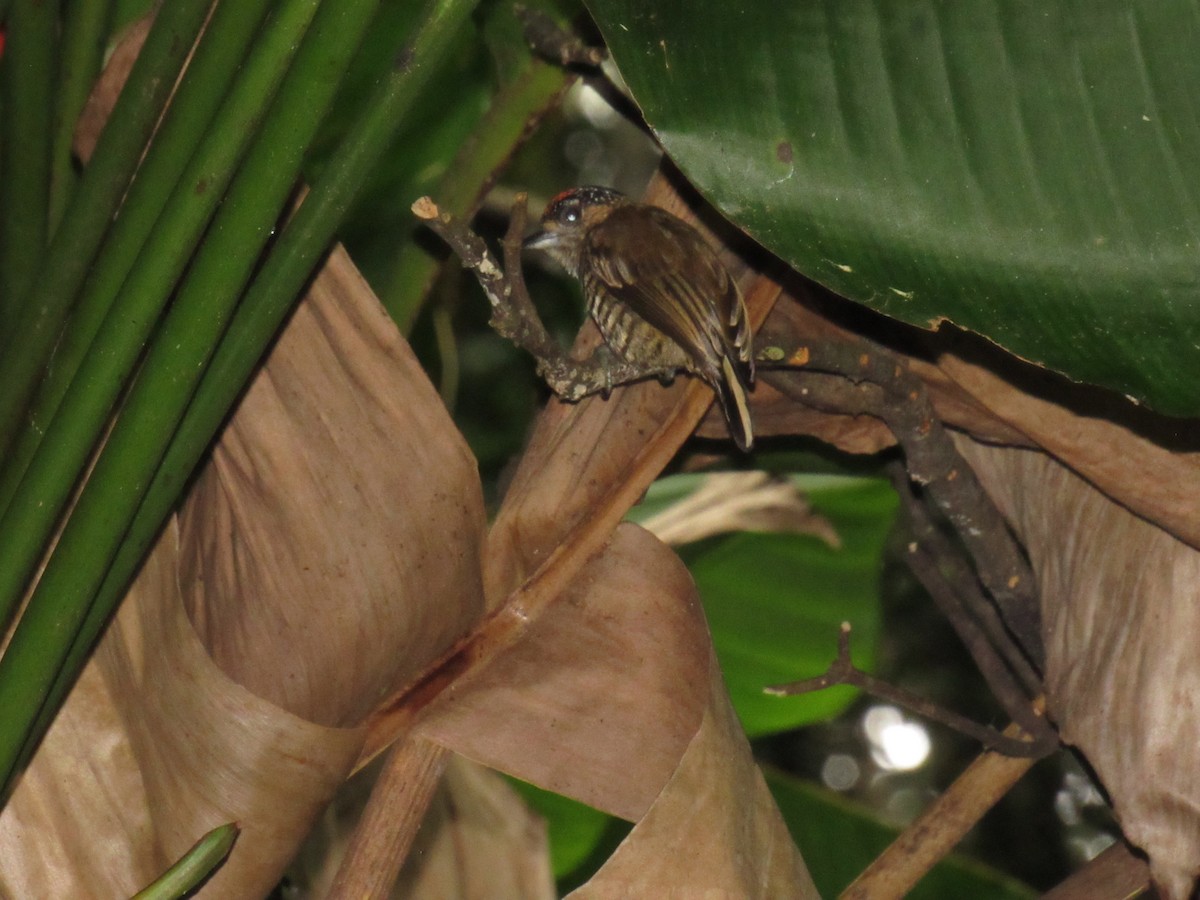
[766,768,1036,900]
[586,1,1200,416]
[633,473,897,738]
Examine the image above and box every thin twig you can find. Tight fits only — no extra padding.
[840,715,1043,899]
[327,740,449,899]
[768,624,1048,758]
[514,4,606,68]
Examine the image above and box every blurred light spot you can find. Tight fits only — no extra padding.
[862,704,902,743]
[821,753,861,792]
[1064,770,1105,807]
[564,129,605,172]
[863,705,931,772]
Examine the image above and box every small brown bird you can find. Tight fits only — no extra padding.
[524,186,755,450]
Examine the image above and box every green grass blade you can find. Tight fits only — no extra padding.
[50,0,116,235]
[0,0,392,800]
[0,0,279,520]
[0,0,211,455]
[0,0,57,316]
[0,0,326,637]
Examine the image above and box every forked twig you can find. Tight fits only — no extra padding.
[768,623,1051,758]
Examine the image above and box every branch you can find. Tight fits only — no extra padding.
[759,338,1044,669]
[515,4,606,68]
[768,624,1053,758]
[412,194,677,402]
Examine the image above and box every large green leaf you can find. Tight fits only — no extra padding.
[586,0,1200,415]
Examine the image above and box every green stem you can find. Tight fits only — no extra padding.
[24,0,478,782]
[0,0,57,318]
[0,0,278,522]
[130,823,239,900]
[0,0,323,637]
[49,0,116,236]
[0,0,211,456]
[0,0,397,799]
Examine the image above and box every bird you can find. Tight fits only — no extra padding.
[523,186,755,450]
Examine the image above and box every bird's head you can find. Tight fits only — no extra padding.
[524,186,627,275]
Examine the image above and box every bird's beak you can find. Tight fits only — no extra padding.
[522,228,556,250]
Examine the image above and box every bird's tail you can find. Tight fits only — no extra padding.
[715,355,754,451]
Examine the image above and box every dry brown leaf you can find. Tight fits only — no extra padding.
[178,250,486,727]
[4,93,486,888]
[0,521,366,898]
[419,524,710,822]
[0,21,489,894]
[0,242,487,893]
[421,524,814,897]
[570,654,817,899]
[933,345,1200,550]
[953,435,1200,900]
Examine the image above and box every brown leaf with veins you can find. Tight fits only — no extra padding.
[953,436,1200,900]
[177,250,485,727]
[420,524,711,822]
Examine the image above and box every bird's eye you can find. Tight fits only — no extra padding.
[562,206,579,223]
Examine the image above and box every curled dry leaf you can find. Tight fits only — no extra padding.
[0,523,364,898]
[419,524,814,897]
[932,342,1200,550]
[178,249,486,727]
[572,645,816,899]
[420,524,711,822]
[953,436,1200,900]
[0,16,486,894]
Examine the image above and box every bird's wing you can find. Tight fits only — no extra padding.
[583,205,747,372]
